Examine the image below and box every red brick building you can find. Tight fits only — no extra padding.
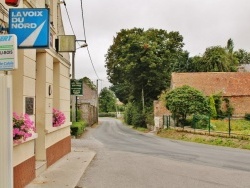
[171,72,250,117]
[77,83,98,126]
[154,72,250,129]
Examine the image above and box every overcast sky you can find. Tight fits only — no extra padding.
[61,0,250,90]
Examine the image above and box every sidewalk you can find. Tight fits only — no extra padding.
[26,139,96,188]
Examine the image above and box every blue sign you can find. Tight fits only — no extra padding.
[9,8,50,48]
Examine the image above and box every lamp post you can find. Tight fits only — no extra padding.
[71,42,87,122]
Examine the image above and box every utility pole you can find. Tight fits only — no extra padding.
[71,41,87,122]
[71,51,76,122]
[96,79,102,123]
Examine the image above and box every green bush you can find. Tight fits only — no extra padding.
[132,112,146,128]
[192,114,209,129]
[70,109,83,122]
[70,120,87,137]
[245,113,250,121]
[124,103,133,125]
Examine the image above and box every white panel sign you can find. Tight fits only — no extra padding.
[0,34,18,71]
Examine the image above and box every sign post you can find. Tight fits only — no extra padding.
[0,73,13,188]
[70,79,83,122]
[70,79,83,95]
[0,34,17,188]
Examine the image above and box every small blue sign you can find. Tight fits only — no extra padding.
[9,8,50,48]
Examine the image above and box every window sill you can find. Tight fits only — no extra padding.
[13,133,38,147]
[45,123,71,134]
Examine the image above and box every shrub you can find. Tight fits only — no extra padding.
[192,114,209,129]
[124,103,133,125]
[208,95,217,118]
[245,113,250,121]
[70,120,87,137]
[132,112,146,128]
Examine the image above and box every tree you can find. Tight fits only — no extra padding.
[234,49,250,65]
[79,77,96,89]
[105,28,186,105]
[208,95,217,119]
[99,87,116,113]
[201,46,238,72]
[165,85,209,126]
[186,39,239,72]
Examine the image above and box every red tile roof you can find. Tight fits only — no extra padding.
[171,72,250,97]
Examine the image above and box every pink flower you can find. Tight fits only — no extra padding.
[53,108,66,127]
[13,113,35,143]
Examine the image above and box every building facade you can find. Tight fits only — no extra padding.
[154,72,250,130]
[77,82,98,126]
[0,0,72,187]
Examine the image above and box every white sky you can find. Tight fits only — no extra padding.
[61,0,250,90]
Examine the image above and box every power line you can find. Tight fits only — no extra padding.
[62,2,82,46]
[80,0,99,79]
[61,0,100,79]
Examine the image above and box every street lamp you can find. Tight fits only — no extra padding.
[71,41,87,122]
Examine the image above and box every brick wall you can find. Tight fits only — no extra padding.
[153,100,172,129]
[14,156,35,188]
[46,136,71,167]
[78,83,98,126]
[79,103,97,126]
[230,96,250,117]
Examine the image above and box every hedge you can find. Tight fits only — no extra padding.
[70,120,87,137]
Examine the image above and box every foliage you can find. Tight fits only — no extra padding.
[99,87,116,113]
[223,97,234,117]
[234,49,250,65]
[124,102,134,125]
[105,28,186,105]
[158,129,250,149]
[186,39,238,72]
[192,114,216,130]
[70,120,87,137]
[123,102,149,127]
[53,108,66,127]
[79,76,96,90]
[13,113,35,143]
[165,85,210,126]
[131,107,146,128]
[201,46,238,72]
[208,95,217,118]
[145,106,154,126]
[212,93,223,118]
[245,113,250,121]
[76,109,83,122]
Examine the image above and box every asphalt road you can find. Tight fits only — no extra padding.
[76,117,250,188]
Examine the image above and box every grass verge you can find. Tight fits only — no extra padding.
[157,129,250,150]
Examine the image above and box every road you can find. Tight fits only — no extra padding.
[76,117,250,188]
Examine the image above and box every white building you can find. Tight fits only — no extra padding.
[0,1,72,187]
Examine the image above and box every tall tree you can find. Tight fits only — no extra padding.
[191,46,238,72]
[105,28,185,105]
[99,87,116,113]
[234,49,250,65]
